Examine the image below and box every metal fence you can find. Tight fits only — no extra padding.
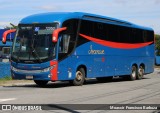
[0,60,11,79]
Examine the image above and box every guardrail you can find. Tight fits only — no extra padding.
[155,56,160,65]
[0,60,10,79]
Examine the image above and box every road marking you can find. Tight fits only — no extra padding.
[0,98,16,103]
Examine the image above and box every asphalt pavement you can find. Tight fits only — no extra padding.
[0,68,160,113]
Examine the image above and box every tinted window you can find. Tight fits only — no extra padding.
[59,19,79,61]
[147,31,154,42]
[79,19,154,44]
[94,22,107,40]
[119,26,131,43]
[107,24,119,42]
[62,19,78,54]
[77,20,92,46]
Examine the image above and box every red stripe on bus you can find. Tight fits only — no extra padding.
[50,61,58,81]
[79,33,153,49]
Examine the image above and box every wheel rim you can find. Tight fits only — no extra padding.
[76,71,83,81]
[132,70,136,78]
[139,67,144,77]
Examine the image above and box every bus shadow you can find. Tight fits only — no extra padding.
[4,77,150,89]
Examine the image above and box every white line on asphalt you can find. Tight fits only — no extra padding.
[0,98,16,103]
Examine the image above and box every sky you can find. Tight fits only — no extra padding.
[0,0,160,34]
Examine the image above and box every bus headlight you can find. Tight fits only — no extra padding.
[41,65,56,72]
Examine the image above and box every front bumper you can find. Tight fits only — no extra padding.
[11,65,56,81]
[11,70,51,81]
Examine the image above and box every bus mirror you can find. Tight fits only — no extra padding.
[2,29,16,44]
[52,27,67,43]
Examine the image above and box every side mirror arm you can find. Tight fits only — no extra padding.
[52,27,67,43]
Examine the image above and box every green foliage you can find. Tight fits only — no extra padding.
[4,23,17,29]
[155,34,160,38]
[0,76,12,81]
[0,76,12,85]
[155,34,160,56]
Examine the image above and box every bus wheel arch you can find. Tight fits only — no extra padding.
[137,63,145,80]
[71,65,86,86]
[77,65,87,77]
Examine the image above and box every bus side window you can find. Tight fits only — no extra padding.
[59,35,70,53]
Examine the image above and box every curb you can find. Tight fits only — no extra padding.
[2,83,35,87]
[0,80,34,87]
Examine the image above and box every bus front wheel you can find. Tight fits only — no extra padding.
[72,68,85,86]
[34,80,48,87]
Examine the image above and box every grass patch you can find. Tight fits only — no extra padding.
[0,76,12,85]
[0,76,12,80]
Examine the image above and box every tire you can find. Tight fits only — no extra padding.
[129,66,137,81]
[34,80,48,87]
[72,68,85,86]
[137,66,144,80]
[96,77,113,82]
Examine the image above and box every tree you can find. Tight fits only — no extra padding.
[4,23,17,29]
[155,34,160,55]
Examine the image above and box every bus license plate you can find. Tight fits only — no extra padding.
[26,75,33,80]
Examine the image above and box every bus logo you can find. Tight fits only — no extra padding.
[35,27,39,31]
[88,45,105,54]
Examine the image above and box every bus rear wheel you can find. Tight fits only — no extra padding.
[34,80,48,87]
[137,66,144,80]
[72,68,85,86]
[129,66,137,81]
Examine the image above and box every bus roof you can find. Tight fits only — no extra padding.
[20,12,153,31]
[20,12,82,25]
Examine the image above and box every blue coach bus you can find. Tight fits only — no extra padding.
[0,29,15,78]
[2,12,154,86]
[0,29,15,61]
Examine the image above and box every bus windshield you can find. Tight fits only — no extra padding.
[11,23,58,63]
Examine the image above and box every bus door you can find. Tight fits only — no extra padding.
[58,34,71,80]
[57,19,79,80]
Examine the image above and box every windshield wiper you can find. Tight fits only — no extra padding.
[31,46,42,63]
[16,45,21,63]
[30,34,42,63]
